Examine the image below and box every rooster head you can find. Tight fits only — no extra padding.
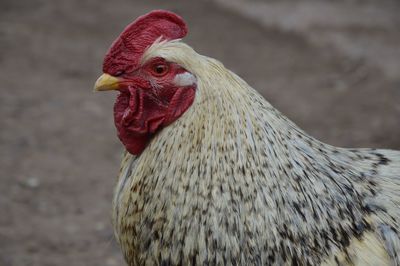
[94,10,197,155]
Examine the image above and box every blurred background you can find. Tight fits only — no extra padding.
[1,0,399,265]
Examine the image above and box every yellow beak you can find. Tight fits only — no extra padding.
[93,73,121,91]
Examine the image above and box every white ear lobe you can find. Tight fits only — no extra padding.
[173,72,197,87]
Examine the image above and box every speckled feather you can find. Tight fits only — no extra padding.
[112,40,400,265]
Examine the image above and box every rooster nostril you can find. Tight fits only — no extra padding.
[114,70,125,76]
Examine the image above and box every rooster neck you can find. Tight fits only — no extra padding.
[113,48,399,265]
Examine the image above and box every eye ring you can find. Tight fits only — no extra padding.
[151,63,169,77]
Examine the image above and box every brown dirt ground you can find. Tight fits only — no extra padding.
[1,0,399,265]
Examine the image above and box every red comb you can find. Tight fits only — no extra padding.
[102,10,188,75]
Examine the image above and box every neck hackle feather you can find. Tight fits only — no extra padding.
[113,39,400,265]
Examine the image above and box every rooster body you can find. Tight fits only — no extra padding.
[95,11,400,266]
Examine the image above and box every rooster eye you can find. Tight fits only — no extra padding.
[152,63,169,76]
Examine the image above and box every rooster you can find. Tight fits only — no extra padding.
[94,10,400,266]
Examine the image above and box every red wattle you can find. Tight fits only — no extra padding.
[113,85,195,155]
